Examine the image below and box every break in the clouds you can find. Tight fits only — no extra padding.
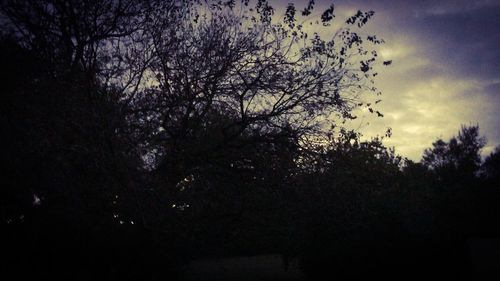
[284,0,500,160]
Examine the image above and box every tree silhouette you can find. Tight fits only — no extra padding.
[422,125,486,183]
[129,0,387,201]
[481,146,500,182]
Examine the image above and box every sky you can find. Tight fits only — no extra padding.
[274,0,500,161]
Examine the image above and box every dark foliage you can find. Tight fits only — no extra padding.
[1,1,499,280]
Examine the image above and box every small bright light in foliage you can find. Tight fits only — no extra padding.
[32,194,41,206]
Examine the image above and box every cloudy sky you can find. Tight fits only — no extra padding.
[275,0,500,160]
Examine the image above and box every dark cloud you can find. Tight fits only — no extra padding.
[329,0,500,80]
[411,5,500,80]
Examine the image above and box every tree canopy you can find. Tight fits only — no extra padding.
[422,125,486,183]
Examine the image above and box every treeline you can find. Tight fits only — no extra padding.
[1,1,499,280]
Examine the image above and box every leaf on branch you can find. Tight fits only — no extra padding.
[321,5,335,26]
[284,3,296,28]
[346,10,375,27]
[302,0,314,16]
[224,0,236,9]
[360,61,370,72]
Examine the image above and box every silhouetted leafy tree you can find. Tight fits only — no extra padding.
[1,0,146,73]
[125,2,387,246]
[113,1,389,262]
[416,125,500,278]
[285,131,409,277]
[132,0,385,180]
[0,1,159,279]
[422,125,486,184]
[481,146,500,182]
